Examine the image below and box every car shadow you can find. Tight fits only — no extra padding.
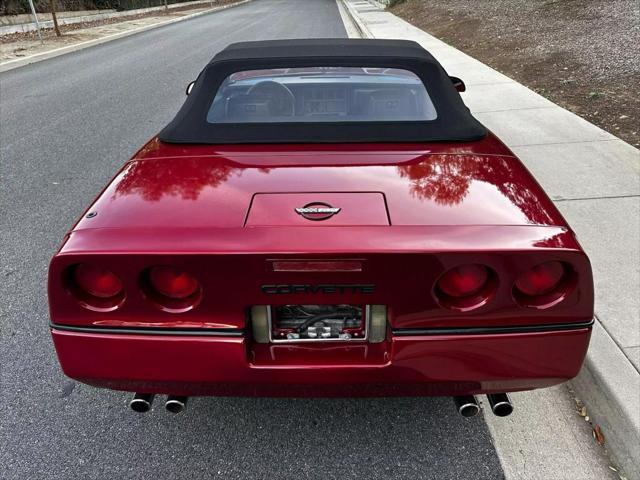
[129,395,505,479]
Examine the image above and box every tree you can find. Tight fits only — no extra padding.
[50,0,61,37]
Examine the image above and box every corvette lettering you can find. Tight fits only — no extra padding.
[261,284,375,294]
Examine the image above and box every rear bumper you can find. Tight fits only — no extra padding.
[51,321,592,397]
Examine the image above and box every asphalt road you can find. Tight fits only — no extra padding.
[0,1,504,478]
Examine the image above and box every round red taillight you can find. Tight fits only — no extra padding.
[65,263,125,311]
[515,261,566,296]
[513,261,577,309]
[74,264,123,298]
[148,266,199,299]
[438,264,489,298]
[141,266,201,313]
[434,264,496,311]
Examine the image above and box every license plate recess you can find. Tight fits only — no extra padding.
[269,304,368,343]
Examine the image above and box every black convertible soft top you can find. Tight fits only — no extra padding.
[209,38,438,62]
[159,39,487,144]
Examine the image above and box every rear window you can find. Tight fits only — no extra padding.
[206,67,437,124]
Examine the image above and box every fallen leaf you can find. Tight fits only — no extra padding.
[578,406,587,417]
[593,425,605,445]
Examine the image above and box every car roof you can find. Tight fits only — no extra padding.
[209,39,436,63]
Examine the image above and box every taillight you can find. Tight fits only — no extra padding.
[438,264,489,297]
[514,261,574,308]
[141,266,201,312]
[74,264,123,298]
[148,266,199,299]
[515,261,564,296]
[65,264,125,311]
[434,264,496,311]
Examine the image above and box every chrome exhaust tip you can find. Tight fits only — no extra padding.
[165,396,188,414]
[129,393,154,413]
[487,393,513,417]
[453,395,480,417]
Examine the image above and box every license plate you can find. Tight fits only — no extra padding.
[268,304,368,343]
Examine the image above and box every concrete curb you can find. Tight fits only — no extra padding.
[339,0,373,38]
[342,1,640,478]
[571,321,640,479]
[0,0,252,74]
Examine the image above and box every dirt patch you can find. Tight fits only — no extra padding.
[390,0,640,147]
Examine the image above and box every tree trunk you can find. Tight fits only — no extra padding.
[50,0,61,37]
[164,0,168,13]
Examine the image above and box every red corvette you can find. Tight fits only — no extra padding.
[48,39,593,416]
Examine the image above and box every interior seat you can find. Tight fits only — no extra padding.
[366,89,418,118]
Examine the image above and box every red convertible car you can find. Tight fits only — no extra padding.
[49,39,593,417]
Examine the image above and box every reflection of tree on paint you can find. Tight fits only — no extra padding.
[115,157,270,202]
[397,155,554,225]
[397,159,470,205]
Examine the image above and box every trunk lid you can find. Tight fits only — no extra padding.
[74,140,566,232]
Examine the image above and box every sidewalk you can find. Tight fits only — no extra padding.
[339,1,640,478]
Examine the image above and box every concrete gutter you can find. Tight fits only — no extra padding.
[0,0,251,73]
[339,1,640,479]
[0,0,217,35]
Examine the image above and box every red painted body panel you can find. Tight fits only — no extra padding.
[51,327,591,397]
[71,135,565,232]
[48,133,594,397]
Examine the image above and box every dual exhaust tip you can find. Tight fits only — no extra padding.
[453,393,513,418]
[129,393,188,414]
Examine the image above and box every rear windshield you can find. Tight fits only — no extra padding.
[206,67,437,124]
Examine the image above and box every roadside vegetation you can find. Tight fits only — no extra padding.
[1,0,187,15]
[0,0,236,51]
[390,0,639,147]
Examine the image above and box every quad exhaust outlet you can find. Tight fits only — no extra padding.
[453,395,481,417]
[486,393,513,417]
[165,396,188,414]
[129,393,154,413]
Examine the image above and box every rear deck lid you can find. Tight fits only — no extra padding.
[72,143,567,232]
